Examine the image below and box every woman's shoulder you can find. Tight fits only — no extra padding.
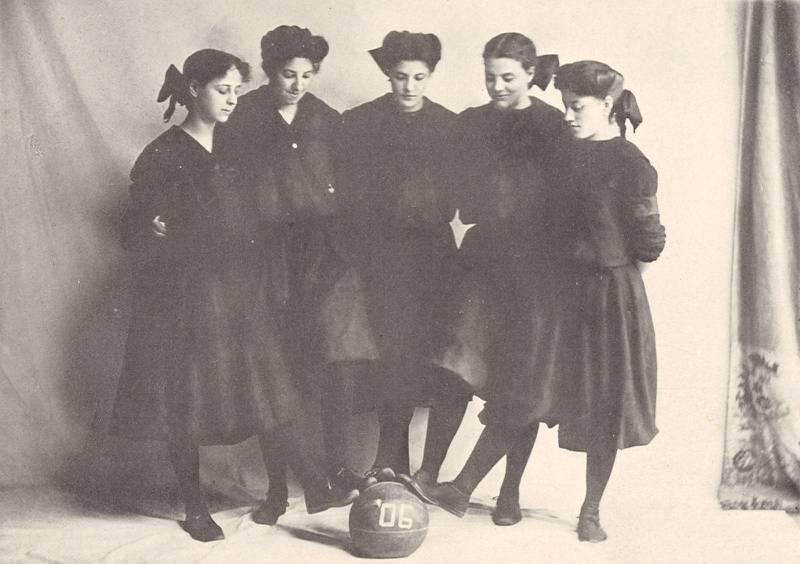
[296,93,342,141]
[228,85,275,127]
[592,138,657,196]
[342,94,391,121]
[457,102,491,120]
[300,92,342,119]
[140,125,186,152]
[236,84,272,110]
[422,98,457,120]
[131,127,191,181]
[454,104,493,135]
[529,96,564,117]
[611,138,656,176]
[524,97,566,136]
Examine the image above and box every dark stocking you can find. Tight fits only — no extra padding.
[321,366,357,473]
[374,406,414,474]
[268,424,327,491]
[498,423,539,502]
[419,395,470,481]
[582,445,617,516]
[258,435,288,502]
[168,442,205,517]
[452,425,520,495]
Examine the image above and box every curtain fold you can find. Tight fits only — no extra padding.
[0,0,277,496]
[0,0,141,487]
[720,0,800,510]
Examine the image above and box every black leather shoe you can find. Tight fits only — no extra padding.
[428,482,469,518]
[397,469,437,505]
[577,511,607,542]
[252,494,288,525]
[492,496,522,526]
[305,479,359,514]
[333,467,378,492]
[180,512,224,542]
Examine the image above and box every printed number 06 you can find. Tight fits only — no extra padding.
[378,502,413,529]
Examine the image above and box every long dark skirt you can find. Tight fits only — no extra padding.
[558,263,658,452]
[431,225,565,404]
[112,250,301,445]
[477,262,581,428]
[430,257,497,397]
[319,225,457,408]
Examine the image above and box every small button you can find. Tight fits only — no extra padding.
[291,142,298,149]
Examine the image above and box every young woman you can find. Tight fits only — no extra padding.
[215,25,356,527]
[333,30,458,483]
[400,32,569,527]
[553,60,665,542]
[113,48,356,543]
[421,58,666,543]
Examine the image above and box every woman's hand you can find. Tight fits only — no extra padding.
[151,215,167,238]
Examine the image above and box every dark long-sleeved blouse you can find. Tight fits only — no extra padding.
[338,93,456,239]
[216,86,341,222]
[450,97,570,281]
[567,136,666,268]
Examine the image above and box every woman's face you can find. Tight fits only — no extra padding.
[484,57,533,110]
[388,60,431,112]
[272,57,316,106]
[561,89,614,140]
[192,66,243,124]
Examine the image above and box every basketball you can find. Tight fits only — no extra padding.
[349,482,429,558]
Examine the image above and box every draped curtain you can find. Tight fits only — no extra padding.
[720,0,800,510]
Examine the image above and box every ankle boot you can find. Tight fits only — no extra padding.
[252,489,289,526]
[305,479,359,514]
[397,469,437,504]
[181,503,224,542]
[577,510,607,542]
[333,467,378,492]
[428,482,470,518]
[492,495,522,526]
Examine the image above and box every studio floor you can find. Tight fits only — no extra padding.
[2,405,798,564]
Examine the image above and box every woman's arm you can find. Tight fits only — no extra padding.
[625,158,666,263]
[120,144,171,253]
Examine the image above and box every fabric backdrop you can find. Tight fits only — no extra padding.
[2,0,744,514]
[720,0,800,511]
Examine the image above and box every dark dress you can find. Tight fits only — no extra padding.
[435,98,571,416]
[112,126,301,445]
[557,136,665,452]
[216,87,343,389]
[335,94,458,404]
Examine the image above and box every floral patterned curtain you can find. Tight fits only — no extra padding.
[720,0,800,510]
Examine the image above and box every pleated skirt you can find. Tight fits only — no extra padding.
[112,252,301,445]
[558,263,658,451]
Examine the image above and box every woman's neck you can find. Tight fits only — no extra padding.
[590,121,621,141]
[180,113,215,152]
[493,95,532,112]
[278,103,298,124]
[510,95,532,110]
